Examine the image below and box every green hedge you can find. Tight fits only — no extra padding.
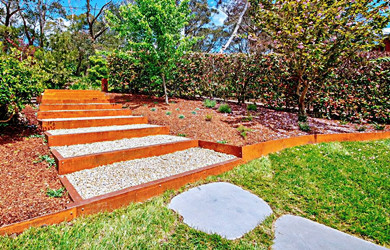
[108,52,390,124]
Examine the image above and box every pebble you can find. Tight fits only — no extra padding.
[65,148,237,199]
[53,135,190,158]
[47,124,159,135]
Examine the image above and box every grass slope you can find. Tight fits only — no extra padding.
[1,139,389,249]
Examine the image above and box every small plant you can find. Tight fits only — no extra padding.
[178,114,185,119]
[178,133,186,137]
[339,120,349,125]
[205,114,213,121]
[247,104,257,111]
[176,108,180,111]
[46,187,65,198]
[191,111,197,115]
[195,108,200,111]
[34,155,56,168]
[143,104,148,107]
[218,104,232,113]
[166,111,172,115]
[242,115,253,122]
[298,122,311,132]
[153,101,159,104]
[27,134,45,139]
[150,108,156,111]
[298,115,308,122]
[355,125,366,132]
[217,140,228,144]
[373,123,385,130]
[204,99,216,108]
[170,101,176,104]
[237,125,252,139]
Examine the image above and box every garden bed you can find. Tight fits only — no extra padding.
[110,93,390,147]
[0,106,71,227]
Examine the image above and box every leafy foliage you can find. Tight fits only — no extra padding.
[203,99,216,108]
[106,0,199,103]
[250,0,390,119]
[218,104,232,113]
[0,46,45,122]
[46,187,65,198]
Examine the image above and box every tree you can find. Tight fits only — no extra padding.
[106,0,199,104]
[251,0,390,121]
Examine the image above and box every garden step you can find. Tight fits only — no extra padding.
[41,98,112,104]
[40,115,147,131]
[39,103,123,111]
[51,135,198,174]
[45,124,169,146]
[64,147,238,200]
[37,109,132,119]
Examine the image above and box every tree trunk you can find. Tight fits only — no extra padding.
[298,82,310,122]
[162,73,169,104]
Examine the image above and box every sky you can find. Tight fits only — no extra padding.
[62,0,389,29]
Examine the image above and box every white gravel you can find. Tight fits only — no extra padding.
[65,148,237,199]
[40,115,139,122]
[48,124,160,135]
[53,135,190,158]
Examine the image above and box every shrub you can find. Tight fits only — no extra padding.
[166,111,172,115]
[205,114,213,121]
[178,133,186,137]
[0,48,45,123]
[298,122,311,132]
[178,114,185,119]
[191,111,197,115]
[218,104,232,113]
[237,125,252,139]
[87,53,108,88]
[204,99,216,108]
[150,108,156,111]
[242,115,253,122]
[373,123,385,131]
[247,104,257,111]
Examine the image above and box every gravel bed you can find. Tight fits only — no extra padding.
[48,124,160,135]
[40,115,139,121]
[66,148,237,199]
[53,135,190,158]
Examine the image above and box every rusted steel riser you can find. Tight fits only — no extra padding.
[37,109,132,119]
[1,132,390,236]
[45,126,169,147]
[40,116,148,131]
[53,140,199,175]
[41,99,112,104]
[39,104,123,111]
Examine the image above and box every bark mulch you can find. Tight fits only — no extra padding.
[109,93,390,147]
[1,96,389,228]
[0,106,71,227]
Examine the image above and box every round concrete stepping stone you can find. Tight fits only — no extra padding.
[168,182,273,240]
[273,215,387,250]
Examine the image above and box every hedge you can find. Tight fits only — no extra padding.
[108,52,390,124]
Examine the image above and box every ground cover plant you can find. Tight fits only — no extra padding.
[1,139,388,248]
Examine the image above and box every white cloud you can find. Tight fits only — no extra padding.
[383,28,390,35]
[211,8,228,26]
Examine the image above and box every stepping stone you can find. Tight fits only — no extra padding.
[273,215,386,250]
[168,182,273,240]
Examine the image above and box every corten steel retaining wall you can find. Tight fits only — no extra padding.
[1,132,390,236]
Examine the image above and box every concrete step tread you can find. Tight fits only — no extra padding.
[47,124,161,135]
[52,135,190,158]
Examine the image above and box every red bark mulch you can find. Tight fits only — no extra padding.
[109,93,389,146]
[0,106,71,227]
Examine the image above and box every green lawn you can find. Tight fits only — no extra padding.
[1,140,389,249]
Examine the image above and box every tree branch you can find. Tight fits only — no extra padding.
[219,0,249,53]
